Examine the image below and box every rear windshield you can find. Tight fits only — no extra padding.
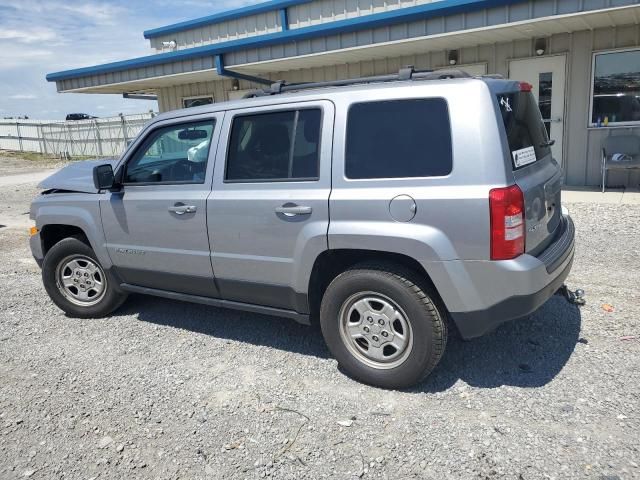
[496,91,551,169]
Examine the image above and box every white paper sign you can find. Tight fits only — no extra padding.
[512,146,537,168]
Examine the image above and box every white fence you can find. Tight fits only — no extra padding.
[0,112,156,157]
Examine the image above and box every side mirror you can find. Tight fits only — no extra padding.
[93,164,115,190]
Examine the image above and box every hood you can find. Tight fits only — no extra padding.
[38,158,119,193]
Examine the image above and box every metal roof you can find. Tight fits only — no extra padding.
[47,0,523,82]
[143,0,314,39]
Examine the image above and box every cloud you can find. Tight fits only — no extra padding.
[0,0,262,119]
[0,1,124,23]
[9,94,38,100]
[0,27,59,44]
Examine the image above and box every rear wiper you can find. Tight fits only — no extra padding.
[540,139,555,147]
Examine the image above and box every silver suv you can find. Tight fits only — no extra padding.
[30,69,575,389]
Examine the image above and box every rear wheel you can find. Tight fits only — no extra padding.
[42,237,127,318]
[320,264,447,389]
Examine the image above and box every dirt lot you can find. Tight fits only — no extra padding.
[0,150,67,176]
[0,156,639,479]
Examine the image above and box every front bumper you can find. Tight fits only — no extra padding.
[447,214,575,339]
[30,232,44,268]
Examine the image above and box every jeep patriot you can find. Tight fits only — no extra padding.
[30,69,575,388]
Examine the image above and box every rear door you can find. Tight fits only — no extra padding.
[207,101,334,312]
[496,87,562,255]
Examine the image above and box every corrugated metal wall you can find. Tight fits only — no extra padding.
[566,25,640,188]
[157,81,230,112]
[54,0,639,92]
[287,0,442,28]
[226,0,639,66]
[156,24,640,187]
[150,11,281,52]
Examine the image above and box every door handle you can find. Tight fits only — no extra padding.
[275,204,312,216]
[168,204,197,215]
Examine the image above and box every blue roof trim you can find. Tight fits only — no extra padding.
[48,0,525,82]
[143,0,313,39]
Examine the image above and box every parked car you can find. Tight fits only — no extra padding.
[66,113,98,121]
[30,69,574,389]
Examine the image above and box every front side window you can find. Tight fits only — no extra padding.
[225,109,321,182]
[591,49,640,126]
[345,99,452,179]
[124,120,215,184]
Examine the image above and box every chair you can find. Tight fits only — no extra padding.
[601,135,640,192]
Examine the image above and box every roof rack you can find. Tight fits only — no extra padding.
[242,66,472,98]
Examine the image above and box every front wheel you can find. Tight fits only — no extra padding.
[42,237,127,318]
[320,264,447,389]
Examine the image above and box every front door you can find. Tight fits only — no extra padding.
[100,115,222,297]
[509,55,566,168]
[208,101,334,313]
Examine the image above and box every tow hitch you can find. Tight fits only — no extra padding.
[556,284,586,306]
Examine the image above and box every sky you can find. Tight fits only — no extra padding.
[0,0,262,120]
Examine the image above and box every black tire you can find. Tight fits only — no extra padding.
[42,237,127,318]
[320,263,447,389]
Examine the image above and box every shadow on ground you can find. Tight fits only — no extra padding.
[418,295,582,392]
[121,295,330,360]
[121,293,581,391]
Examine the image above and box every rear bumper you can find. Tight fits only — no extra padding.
[445,214,575,339]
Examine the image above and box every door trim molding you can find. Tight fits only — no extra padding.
[115,266,221,298]
[119,283,311,325]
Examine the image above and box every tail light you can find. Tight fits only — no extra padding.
[519,81,533,92]
[489,185,525,260]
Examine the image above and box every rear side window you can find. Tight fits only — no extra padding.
[225,109,321,182]
[497,91,551,169]
[345,99,452,179]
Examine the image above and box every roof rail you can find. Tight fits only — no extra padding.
[245,66,472,97]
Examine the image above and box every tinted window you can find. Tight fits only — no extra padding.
[496,91,551,169]
[345,99,452,179]
[125,120,214,184]
[225,109,321,181]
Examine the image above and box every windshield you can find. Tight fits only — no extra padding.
[496,90,551,169]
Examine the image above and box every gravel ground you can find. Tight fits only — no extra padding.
[0,159,639,479]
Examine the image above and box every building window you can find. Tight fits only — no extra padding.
[591,48,640,126]
[182,96,214,108]
[345,99,452,179]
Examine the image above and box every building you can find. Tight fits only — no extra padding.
[47,0,640,188]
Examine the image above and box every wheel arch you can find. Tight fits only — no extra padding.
[40,224,90,256]
[307,249,444,323]
[33,199,111,267]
